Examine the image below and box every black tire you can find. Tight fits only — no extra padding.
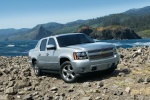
[60,61,77,83]
[106,65,117,74]
[33,61,42,76]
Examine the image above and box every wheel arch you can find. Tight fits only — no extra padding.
[32,58,37,66]
[59,57,71,66]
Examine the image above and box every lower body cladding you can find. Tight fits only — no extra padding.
[71,54,120,74]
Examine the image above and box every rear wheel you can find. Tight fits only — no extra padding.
[60,61,77,83]
[33,61,42,76]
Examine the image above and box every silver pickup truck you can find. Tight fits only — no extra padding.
[29,33,120,83]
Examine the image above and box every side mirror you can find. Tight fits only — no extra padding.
[93,39,99,42]
[46,44,56,50]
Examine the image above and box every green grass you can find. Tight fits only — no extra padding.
[137,29,150,38]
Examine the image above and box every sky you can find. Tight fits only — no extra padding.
[0,0,150,29]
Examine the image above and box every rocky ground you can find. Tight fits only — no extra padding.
[0,46,150,100]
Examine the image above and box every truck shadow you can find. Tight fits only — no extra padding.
[76,69,130,83]
[42,69,131,83]
[76,70,118,83]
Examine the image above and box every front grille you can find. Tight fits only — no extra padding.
[89,52,113,60]
[88,47,113,53]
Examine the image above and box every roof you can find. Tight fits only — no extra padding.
[54,33,83,37]
[40,33,84,40]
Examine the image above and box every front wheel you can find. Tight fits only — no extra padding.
[60,61,77,83]
[106,65,117,74]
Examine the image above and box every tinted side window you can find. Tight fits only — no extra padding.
[40,39,47,51]
[48,38,56,46]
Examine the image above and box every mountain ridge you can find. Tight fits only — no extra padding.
[8,26,52,41]
[123,6,150,16]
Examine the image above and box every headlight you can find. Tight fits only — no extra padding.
[114,47,118,54]
[73,52,88,60]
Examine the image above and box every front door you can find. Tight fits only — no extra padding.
[45,38,59,71]
[38,39,47,69]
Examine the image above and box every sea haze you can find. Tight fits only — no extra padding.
[0,39,149,56]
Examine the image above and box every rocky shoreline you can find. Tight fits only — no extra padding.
[0,46,150,100]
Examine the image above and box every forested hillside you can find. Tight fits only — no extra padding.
[85,14,150,32]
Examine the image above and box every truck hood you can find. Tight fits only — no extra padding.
[67,42,114,51]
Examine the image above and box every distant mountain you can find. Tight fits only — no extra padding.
[0,6,150,41]
[8,26,52,40]
[33,26,53,40]
[0,28,29,35]
[65,20,86,26]
[36,20,86,35]
[37,22,64,32]
[124,6,150,16]
[0,28,29,41]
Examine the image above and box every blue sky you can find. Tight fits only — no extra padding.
[0,0,150,29]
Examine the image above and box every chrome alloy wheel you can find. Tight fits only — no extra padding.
[62,64,75,81]
[33,61,41,76]
[34,64,39,75]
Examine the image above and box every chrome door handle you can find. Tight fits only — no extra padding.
[39,53,41,56]
[47,53,49,56]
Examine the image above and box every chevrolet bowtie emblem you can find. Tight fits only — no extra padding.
[100,51,106,54]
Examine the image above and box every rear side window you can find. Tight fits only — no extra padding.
[48,38,56,46]
[40,39,47,51]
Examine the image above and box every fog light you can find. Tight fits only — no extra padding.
[81,68,85,72]
[92,66,97,71]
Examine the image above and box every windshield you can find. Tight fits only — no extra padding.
[57,34,94,47]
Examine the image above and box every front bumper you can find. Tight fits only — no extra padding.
[71,54,120,74]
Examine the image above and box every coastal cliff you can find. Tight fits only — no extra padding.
[78,25,142,40]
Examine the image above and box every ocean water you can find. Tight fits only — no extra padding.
[0,39,150,56]
[0,40,37,56]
